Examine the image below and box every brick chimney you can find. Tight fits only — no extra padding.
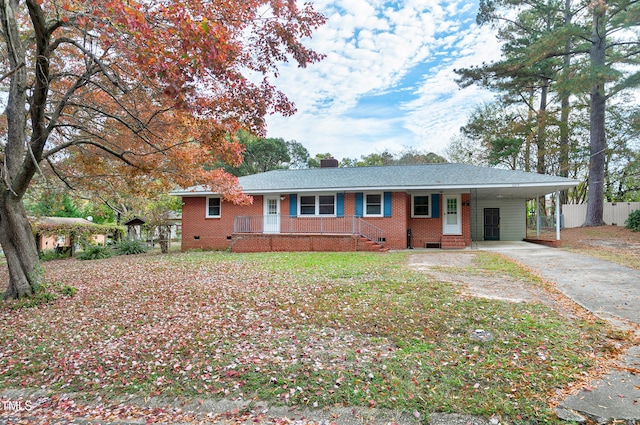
[320,157,339,168]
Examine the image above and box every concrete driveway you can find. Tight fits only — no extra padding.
[477,241,640,325]
[476,241,640,423]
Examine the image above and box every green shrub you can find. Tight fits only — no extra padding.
[60,284,78,297]
[39,249,69,261]
[115,239,147,255]
[625,209,640,232]
[78,244,112,260]
[9,281,77,309]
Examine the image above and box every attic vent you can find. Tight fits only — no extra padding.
[320,157,339,168]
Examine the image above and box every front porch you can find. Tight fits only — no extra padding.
[234,214,385,238]
[231,215,387,253]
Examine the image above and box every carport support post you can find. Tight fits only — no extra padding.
[556,191,561,241]
[536,193,540,237]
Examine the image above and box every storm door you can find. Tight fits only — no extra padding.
[263,197,280,233]
[484,208,500,240]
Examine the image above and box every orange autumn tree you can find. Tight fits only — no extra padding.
[0,0,325,299]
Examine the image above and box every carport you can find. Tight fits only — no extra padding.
[468,182,574,246]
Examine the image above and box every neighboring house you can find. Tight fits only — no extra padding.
[34,217,107,252]
[171,163,578,252]
[167,211,182,240]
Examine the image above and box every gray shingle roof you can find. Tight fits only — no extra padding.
[172,163,578,196]
[33,217,96,226]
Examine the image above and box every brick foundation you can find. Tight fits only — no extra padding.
[231,234,386,253]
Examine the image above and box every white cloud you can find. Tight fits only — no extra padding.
[265,0,503,160]
[402,22,502,155]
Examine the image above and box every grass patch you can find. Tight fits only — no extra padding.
[5,280,77,309]
[431,251,543,283]
[472,251,537,278]
[0,251,617,423]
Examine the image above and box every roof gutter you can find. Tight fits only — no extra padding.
[171,180,579,197]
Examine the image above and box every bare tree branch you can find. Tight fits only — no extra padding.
[45,157,76,191]
[49,37,129,93]
[0,61,24,83]
[44,69,95,137]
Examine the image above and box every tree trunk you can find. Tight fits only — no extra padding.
[535,82,549,217]
[0,193,43,299]
[584,2,607,227]
[524,87,534,173]
[604,150,613,202]
[559,91,571,204]
[159,226,169,254]
[536,81,548,176]
[558,0,572,206]
[0,0,45,298]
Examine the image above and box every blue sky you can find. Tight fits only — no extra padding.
[265,0,503,161]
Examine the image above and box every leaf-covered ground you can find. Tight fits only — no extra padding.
[0,251,620,423]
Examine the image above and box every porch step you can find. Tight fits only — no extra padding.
[357,237,388,252]
[440,235,466,250]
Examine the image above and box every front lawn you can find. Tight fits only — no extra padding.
[0,251,618,423]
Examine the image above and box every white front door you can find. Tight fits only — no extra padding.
[443,194,462,235]
[264,197,280,233]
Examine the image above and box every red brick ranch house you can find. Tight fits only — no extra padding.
[172,162,578,252]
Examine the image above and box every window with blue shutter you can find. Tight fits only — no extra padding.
[411,193,440,218]
[364,193,382,216]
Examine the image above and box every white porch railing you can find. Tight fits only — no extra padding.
[233,215,385,243]
[356,219,385,244]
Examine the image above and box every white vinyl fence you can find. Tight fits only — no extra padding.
[562,202,640,228]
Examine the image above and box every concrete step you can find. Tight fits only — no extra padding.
[357,237,387,252]
[441,236,466,249]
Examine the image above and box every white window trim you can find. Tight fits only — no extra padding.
[298,193,336,217]
[206,196,221,218]
[411,193,432,218]
[364,192,384,217]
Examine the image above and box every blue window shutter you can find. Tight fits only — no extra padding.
[290,194,297,217]
[431,193,440,218]
[336,193,344,217]
[383,192,392,217]
[355,192,363,217]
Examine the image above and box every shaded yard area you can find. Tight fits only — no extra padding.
[0,250,628,423]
